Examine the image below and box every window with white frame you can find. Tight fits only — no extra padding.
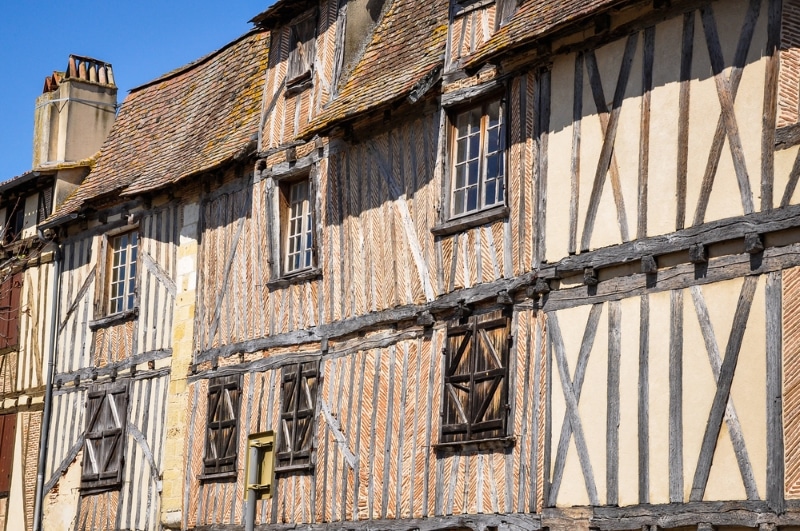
[450,100,506,218]
[108,230,138,314]
[283,179,314,274]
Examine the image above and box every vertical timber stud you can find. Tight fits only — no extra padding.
[607,301,621,505]
[638,295,650,504]
[763,0,781,211]
[766,271,784,513]
[669,289,684,502]
[676,11,694,230]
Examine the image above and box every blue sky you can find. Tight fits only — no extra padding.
[0,0,276,180]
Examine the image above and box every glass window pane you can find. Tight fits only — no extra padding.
[457,138,467,162]
[453,189,465,215]
[469,134,480,159]
[468,161,479,185]
[467,187,478,212]
[485,180,496,206]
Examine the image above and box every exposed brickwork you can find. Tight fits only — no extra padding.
[779,0,800,127]
[21,411,41,531]
[784,266,800,497]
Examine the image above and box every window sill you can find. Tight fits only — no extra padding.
[433,435,516,454]
[267,267,322,290]
[198,471,237,483]
[275,463,315,475]
[431,206,509,237]
[80,482,122,495]
[88,308,138,331]
[286,72,313,96]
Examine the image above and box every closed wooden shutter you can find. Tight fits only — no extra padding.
[277,361,319,471]
[442,310,510,444]
[204,375,241,476]
[0,413,16,496]
[81,382,128,492]
[0,272,23,350]
[495,0,519,28]
[287,15,317,83]
[37,188,53,224]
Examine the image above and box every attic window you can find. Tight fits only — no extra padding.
[287,14,317,86]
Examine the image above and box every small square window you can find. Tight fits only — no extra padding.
[107,230,138,315]
[276,361,319,472]
[449,100,506,219]
[81,381,129,493]
[440,309,511,446]
[203,375,241,477]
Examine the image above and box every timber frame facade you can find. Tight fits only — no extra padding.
[11,0,800,530]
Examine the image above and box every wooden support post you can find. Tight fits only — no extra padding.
[584,268,598,286]
[641,255,657,274]
[497,290,514,305]
[416,311,435,327]
[689,243,708,264]
[697,524,714,531]
[745,233,763,254]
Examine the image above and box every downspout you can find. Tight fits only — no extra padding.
[33,230,62,531]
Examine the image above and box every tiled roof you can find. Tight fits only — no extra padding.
[47,30,269,226]
[463,0,628,71]
[303,0,449,137]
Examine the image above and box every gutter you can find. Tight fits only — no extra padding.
[32,230,63,531]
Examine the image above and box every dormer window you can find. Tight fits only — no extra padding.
[287,14,317,86]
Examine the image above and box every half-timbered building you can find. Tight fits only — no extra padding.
[15,0,800,530]
[0,55,117,531]
[179,0,800,529]
[33,34,268,531]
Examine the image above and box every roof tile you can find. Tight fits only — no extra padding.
[303,0,449,137]
[48,30,269,225]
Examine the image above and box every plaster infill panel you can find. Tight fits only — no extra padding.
[545,51,578,263]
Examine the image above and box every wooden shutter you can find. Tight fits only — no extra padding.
[287,15,317,83]
[495,0,519,28]
[277,361,319,470]
[0,272,23,350]
[442,310,510,443]
[37,188,53,224]
[0,414,16,496]
[204,375,241,475]
[81,382,128,491]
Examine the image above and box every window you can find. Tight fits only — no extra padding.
[287,14,317,85]
[82,381,128,492]
[277,361,319,472]
[204,375,241,477]
[283,179,314,274]
[440,309,511,446]
[0,414,16,497]
[449,100,506,218]
[0,271,22,350]
[108,230,138,314]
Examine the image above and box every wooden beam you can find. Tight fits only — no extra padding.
[542,202,800,277]
[693,0,760,226]
[547,304,602,506]
[690,275,758,501]
[547,311,599,506]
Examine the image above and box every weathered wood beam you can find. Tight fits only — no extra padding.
[541,203,800,278]
[542,241,800,312]
[196,513,543,531]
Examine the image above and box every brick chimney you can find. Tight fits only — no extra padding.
[32,55,117,168]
